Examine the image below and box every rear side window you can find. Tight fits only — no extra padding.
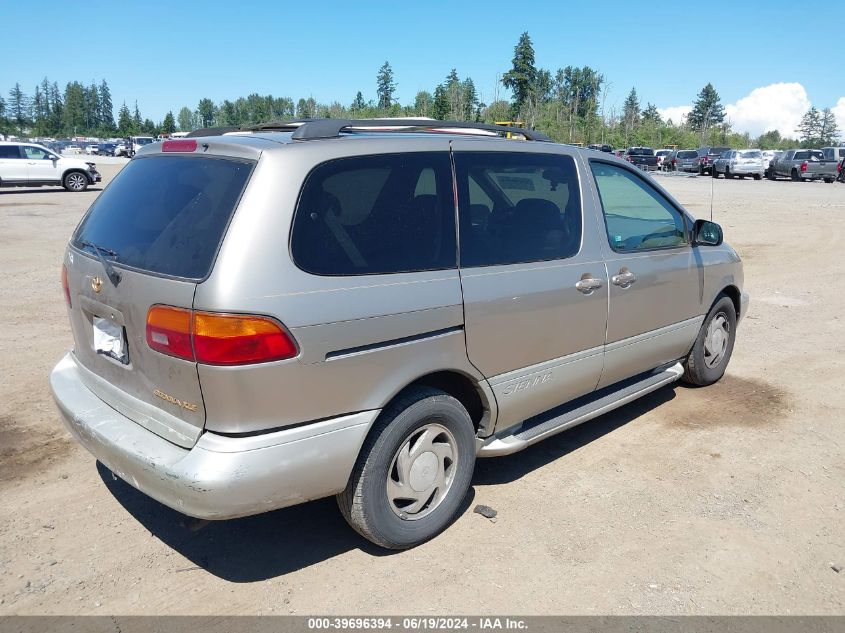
[591,161,687,252]
[0,145,21,158]
[291,153,456,276]
[73,156,252,280]
[454,152,582,267]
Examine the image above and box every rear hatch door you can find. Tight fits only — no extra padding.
[65,152,254,447]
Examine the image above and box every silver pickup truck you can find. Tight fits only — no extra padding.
[769,149,839,182]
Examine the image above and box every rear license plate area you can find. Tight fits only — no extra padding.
[93,316,129,364]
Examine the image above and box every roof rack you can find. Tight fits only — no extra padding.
[186,118,552,142]
[289,118,552,142]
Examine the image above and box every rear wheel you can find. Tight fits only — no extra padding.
[62,171,88,192]
[824,178,834,184]
[337,386,476,549]
[682,295,737,386]
[753,173,762,180]
[791,169,800,182]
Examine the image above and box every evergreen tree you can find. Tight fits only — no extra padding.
[141,118,157,135]
[819,108,840,146]
[177,106,193,132]
[49,82,63,135]
[444,69,461,120]
[502,32,537,116]
[99,80,115,131]
[351,91,366,113]
[161,111,176,134]
[85,82,101,131]
[197,98,216,127]
[431,84,449,120]
[8,83,29,133]
[376,62,396,110]
[31,86,44,135]
[461,79,478,121]
[132,101,142,130]
[623,88,640,126]
[687,83,725,135]
[641,103,662,124]
[413,91,432,117]
[117,102,133,135]
[797,107,821,146]
[62,82,86,135]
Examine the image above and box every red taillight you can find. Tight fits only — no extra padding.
[162,139,197,152]
[146,306,298,365]
[193,312,297,365]
[672,158,676,165]
[61,265,71,308]
[800,161,807,173]
[838,163,842,173]
[146,306,194,360]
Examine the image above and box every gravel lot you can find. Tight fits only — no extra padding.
[0,163,843,615]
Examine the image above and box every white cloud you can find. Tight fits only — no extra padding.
[833,97,845,140]
[723,82,810,138]
[657,105,691,125]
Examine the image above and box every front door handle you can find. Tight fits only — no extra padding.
[575,276,603,294]
[611,269,637,287]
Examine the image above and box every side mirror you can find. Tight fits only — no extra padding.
[692,219,723,246]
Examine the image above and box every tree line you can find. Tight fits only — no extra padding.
[2,32,840,149]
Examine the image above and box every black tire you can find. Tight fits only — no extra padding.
[712,168,719,178]
[725,168,733,179]
[790,169,800,182]
[699,166,706,176]
[62,171,89,192]
[337,386,476,550]
[682,295,737,387]
[824,178,834,184]
[753,173,762,180]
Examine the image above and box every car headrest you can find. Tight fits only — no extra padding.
[514,198,560,227]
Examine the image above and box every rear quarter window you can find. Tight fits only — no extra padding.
[72,155,253,280]
[291,152,456,276]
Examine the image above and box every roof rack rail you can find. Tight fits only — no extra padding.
[185,118,553,142]
[185,126,242,138]
[185,119,315,138]
[290,118,552,142]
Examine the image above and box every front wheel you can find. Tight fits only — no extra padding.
[337,386,476,549]
[753,173,762,180]
[63,171,88,192]
[682,295,737,386]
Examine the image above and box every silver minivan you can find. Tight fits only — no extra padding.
[51,119,748,549]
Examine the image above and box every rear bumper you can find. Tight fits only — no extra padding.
[50,352,378,519]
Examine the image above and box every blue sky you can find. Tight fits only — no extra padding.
[3,0,844,135]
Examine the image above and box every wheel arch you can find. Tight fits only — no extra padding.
[717,284,742,319]
[62,167,91,183]
[383,369,494,437]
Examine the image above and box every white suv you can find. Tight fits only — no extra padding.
[0,142,102,191]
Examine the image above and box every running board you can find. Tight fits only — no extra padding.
[477,362,684,457]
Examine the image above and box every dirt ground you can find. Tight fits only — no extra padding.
[0,162,843,615]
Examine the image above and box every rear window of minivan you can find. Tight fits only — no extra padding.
[678,151,698,159]
[72,156,253,280]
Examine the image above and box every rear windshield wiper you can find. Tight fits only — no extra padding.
[80,240,122,287]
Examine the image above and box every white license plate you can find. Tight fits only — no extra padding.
[93,316,128,364]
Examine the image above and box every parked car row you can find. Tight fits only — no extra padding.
[657,145,844,183]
